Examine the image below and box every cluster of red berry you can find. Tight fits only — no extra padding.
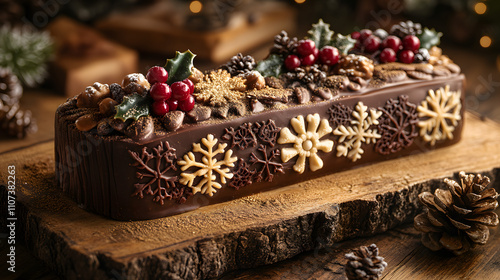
[146,66,195,116]
[284,39,340,71]
[351,29,421,64]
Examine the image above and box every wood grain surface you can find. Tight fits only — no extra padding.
[1,113,500,279]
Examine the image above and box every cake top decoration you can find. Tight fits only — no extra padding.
[62,19,459,142]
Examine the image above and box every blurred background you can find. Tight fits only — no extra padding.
[1,0,500,278]
[0,0,499,144]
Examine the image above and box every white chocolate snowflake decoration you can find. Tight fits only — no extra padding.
[178,134,237,196]
[278,113,334,174]
[417,85,462,146]
[334,102,382,162]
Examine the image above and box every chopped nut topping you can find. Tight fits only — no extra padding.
[335,54,374,80]
[76,82,110,108]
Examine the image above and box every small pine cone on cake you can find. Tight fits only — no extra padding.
[414,171,499,255]
[220,53,257,77]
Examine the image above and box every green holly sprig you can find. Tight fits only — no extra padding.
[114,50,196,121]
[257,19,355,77]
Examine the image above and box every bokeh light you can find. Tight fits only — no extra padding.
[190,1,202,13]
[474,2,487,15]
[480,36,492,48]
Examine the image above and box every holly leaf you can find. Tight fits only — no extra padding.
[331,33,356,55]
[114,93,152,121]
[164,50,196,85]
[418,28,443,50]
[256,54,284,77]
[307,19,334,49]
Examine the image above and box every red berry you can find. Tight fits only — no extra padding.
[178,95,195,112]
[398,50,415,64]
[319,46,340,66]
[167,99,178,111]
[285,54,301,70]
[402,35,420,52]
[379,48,396,63]
[312,47,319,58]
[382,35,402,52]
[359,29,373,41]
[354,41,362,50]
[363,35,381,53]
[301,53,316,66]
[183,78,194,94]
[149,83,171,101]
[171,81,190,101]
[297,39,316,57]
[152,100,169,116]
[351,31,361,40]
[146,66,168,84]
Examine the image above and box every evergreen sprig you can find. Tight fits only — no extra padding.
[0,26,53,86]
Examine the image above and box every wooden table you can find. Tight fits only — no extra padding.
[1,47,500,279]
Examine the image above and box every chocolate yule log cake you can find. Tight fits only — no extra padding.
[55,20,464,220]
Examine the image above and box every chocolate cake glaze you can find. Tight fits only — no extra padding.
[55,74,464,220]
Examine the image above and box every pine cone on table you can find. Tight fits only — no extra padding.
[390,20,422,38]
[0,67,23,105]
[220,53,257,77]
[345,244,387,280]
[270,30,298,56]
[414,172,499,255]
[0,99,37,138]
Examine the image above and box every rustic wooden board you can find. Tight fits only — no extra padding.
[1,113,500,279]
[220,214,500,279]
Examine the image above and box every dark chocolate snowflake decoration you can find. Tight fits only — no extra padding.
[250,144,284,182]
[253,119,281,147]
[222,122,257,149]
[170,185,193,204]
[375,95,419,155]
[129,141,191,204]
[223,120,284,189]
[228,158,255,190]
[328,103,353,128]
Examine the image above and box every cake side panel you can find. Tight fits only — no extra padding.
[109,76,466,220]
[55,106,115,217]
[55,75,465,220]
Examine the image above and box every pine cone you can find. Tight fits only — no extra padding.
[390,20,422,38]
[220,53,256,77]
[414,172,499,255]
[0,99,37,138]
[0,67,22,105]
[345,244,387,280]
[414,48,430,63]
[270,30,298,56]
[284,64,328,86]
